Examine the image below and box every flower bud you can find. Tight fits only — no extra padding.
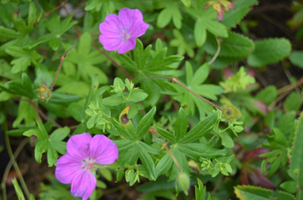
[222,104,240,122]
[176,172,190,195]
[37,84,51,101]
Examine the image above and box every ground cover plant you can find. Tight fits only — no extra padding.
[0,0,303,199]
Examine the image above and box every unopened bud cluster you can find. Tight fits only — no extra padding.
[222,104,240,122]
[37,84,51,101]
[176,172,190,195]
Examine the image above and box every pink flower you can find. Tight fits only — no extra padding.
[99,8,149,54]
[204,0,235,21]
[55,133,118,200]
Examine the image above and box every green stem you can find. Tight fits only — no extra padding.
[50,45,74,91]
[149,128,182,173]
[1,139,28,200]
[208,36,221,65]
[3,134,30,199]
[208,135,217,144]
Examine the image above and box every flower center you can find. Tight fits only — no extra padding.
[119,28,130,42]
[82,157,97,171]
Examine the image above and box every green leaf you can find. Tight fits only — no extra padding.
[289,112,303,186]
[12,178,25,200]
[115,140,136,153]
[180,112,218,143]
[63,33,108,84]
[195,178,211,200]
[137,176,175,192]
[283,92,302,111]
[256,86,277,106]
[100,1,115,21]
[170,29,195,58]
[0,59,20,80]
[12,100,36,128]
[247,38,292,67]
[204,32,254,57]
[174,107,188,142]
[116,54,137,71]
[280,181,297,194]
[194,20,207,47]
[220,131,234,148]
[176,62,221,117]
[221,0,259,28]
[85,0,115,18]
[48,92,82,106]
[289,51,303,68]
[220,67,255,93]
[157,5,182,29]
[191,63,209,86]
[23,121,69,166]
[168,148,190,181]
[0,26,20,39]
[138,145,156,180]
[103,95,125,106]
[181,0,191,7]
[156,127,176,143]
[27,2,37,31]
[99,168,112,182]
[234,185,295,200]
[35,14,77,48]
[40,102,69,119]
[155,153,173,178]
[138,142,160,155]
[55,78,90,97]
[177,143,226,159]
[5,46,42,73]
[133,39,151,70]
[112,118,137,140]
[201,19,228,38]
[1,73,35,99]
[128,91,148,102]
[49,127,70,154]
[137,107,156,139]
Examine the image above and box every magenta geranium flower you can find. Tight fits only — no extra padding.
[99,8,149,54]
[55,133,118,200]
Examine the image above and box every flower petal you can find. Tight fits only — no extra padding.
[129,21,149,38]
[55,153,82,184]
[89,135,119,165]
[66,133,91,160]
[99,14,121,36]
[99,35,123,51]
[117,38,136,54]
[118,8,136,30]
[118,8,148,38]
[70,170,96,200]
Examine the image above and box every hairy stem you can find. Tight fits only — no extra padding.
[50,45,74,91]
[149,127,182,173]
[92,44,132,80]
[43,0,68,18]
[140,76,222,110]
[172,78,222,110]
[269,77,303,109]
[163,143,182,173]
[208,36,221,65]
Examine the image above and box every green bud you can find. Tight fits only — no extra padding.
[222,104,240,122]
[176,172,190,195]
[37,84,51,101]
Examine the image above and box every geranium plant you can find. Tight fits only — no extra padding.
[0,0,302,200]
